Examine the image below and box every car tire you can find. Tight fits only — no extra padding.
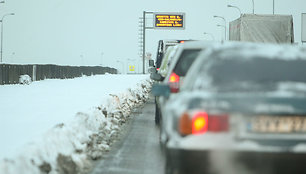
[165,157,174,174]
[155,103,161,125]
[165,147,182,174]
[159,120,166,152]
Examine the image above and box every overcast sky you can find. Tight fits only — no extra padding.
[1,0,306,71]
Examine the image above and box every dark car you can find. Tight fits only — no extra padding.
[156,42,306,174]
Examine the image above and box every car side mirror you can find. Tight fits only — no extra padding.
[150,72,164,81]
[152,84,170,98]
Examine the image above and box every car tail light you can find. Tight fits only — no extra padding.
[179,111,229,136]
[168,72,180,93]
[208,114,229,132]
[192,112,208,134]
[169,72,179,83]
[179,113,192,135]
[156,68,160,71]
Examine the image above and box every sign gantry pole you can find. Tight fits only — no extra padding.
[142,11,145,74]
[141,11,185,74]
[302,13,306,44]
[141,11,154,74]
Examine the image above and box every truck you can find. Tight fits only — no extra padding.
[229,14,294,44]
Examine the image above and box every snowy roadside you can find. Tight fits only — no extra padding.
[0,74,152,174]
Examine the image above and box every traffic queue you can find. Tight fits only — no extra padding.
[150,40,306,174]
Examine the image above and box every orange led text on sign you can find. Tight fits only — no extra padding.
[155,15,184,28]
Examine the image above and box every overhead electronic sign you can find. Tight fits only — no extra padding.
[154,13,185,29]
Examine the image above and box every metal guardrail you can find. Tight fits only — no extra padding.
[0,64,117,85]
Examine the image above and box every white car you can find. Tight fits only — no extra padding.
[156,42,306,174]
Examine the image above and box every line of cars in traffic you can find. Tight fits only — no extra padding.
[150,40,306,174]
[151,41,213,125]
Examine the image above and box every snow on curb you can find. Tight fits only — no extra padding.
[0,78,153,174]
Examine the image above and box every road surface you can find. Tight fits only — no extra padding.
[91,97,165,174]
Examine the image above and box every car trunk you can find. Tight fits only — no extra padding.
[189,94,306,145]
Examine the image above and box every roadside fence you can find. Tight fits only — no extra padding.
[0,64,117,85]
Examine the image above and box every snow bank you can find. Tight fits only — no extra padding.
[0,75,152,174]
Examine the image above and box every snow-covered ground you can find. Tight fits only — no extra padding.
[0,74,152,174]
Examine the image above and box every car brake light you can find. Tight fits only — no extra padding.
[179,111,229,136]
[192,112,208,134]
[169,72,179,83]
[169,72,180,93]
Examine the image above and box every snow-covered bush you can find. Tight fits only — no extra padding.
[19,75,32,85]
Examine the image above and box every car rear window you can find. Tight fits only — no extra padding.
[173,49,202,76]
[203,57,306,92]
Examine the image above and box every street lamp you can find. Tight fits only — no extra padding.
[100,52,104,66]
[116,60,124,74]
[203,32,215,41]
[214,15,227,40]
[217,24,226,42]
[0,13,15,63]
[227,5,242,17]
[273,0,275,14]
[251,0,255,14]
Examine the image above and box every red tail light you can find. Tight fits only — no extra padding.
[208,114,229,132]
[168,72,180,93]
[169,72,179,82]
[156,68,160,71]
[192,112,208,134]
[179,111,229,136]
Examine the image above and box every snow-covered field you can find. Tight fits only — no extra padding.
[0,74,152,174]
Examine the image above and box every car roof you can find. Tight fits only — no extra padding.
[210,42,306,61]
[176,40,217,49]
[163,40,218,82]
[181,42,306,91]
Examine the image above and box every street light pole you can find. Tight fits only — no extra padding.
[227,5,242,17]
[116,60,124,74]
[214,15,226,40]
[0,13,15,63]
[100,52,104,66]
[217,24,226,42]
[203,32,215,41]
[273,0,275,14]
[252,0,255,14]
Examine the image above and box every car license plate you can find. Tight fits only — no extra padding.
[249,116,306,133]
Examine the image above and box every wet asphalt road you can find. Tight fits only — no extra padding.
[89,97,306,174]
[91,98,165,174]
